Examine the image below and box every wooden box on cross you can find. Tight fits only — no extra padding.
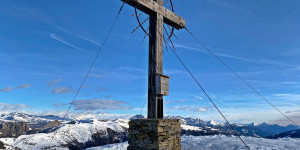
[156,74,169,96]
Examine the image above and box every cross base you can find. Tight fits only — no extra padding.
[128,119,181,150]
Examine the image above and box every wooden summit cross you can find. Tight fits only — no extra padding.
[121,0,185,119]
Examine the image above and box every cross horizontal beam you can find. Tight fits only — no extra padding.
[121,0,185,29]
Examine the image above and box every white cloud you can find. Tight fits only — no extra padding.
[53,103,67,108]
[0,103,29,111]
[0,87,13,92]
[194,96,203,100]
[48,78,61,87]
[118,66,145,72]
[270,112,300,126]
[280,82,299,85]
[72,99,133,111]
[40,110,133,120]
[273,94,300,101]
[16,83,31,89]
[285,110,300,114]
[197,108,208,112]
[164,100,186,104]
[174,44,295,67]
[171,105,208,112]
[52,87,73,94]
[49,33,93,54]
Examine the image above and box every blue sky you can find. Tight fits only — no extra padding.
[1,0,300,125]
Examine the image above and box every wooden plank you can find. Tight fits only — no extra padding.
[148,0,164,119]
[121,0,185,29]
[156,74,169,96]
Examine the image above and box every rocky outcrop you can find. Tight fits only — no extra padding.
[27,120,62,134]
[0,121,29,138]
[65,128,128,149]
[42,120,62,129]
[0,141,5,149]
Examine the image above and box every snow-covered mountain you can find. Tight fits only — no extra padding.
[0,112,70,129]
[0,112,66,122]
[249,122,298,136]
[0,112,299,149]
[1,112,298,138]
[0,119,128,149]
[267,129,300,139]
[166,115,297,138]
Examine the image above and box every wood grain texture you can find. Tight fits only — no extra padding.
[147,0,164,119]
[122,0,183,118]
[121,0,185,29]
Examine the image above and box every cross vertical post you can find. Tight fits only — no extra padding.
[148,0,164,119]
[121,0,185,119]
[122,0,186,149]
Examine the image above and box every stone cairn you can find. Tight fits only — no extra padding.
[128,119,181,150]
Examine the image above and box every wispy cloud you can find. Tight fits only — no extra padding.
[270,112,300,126]
[105,95,113,99]
[48,78,61,87]
[280,82,300,85]
[16,83,31,89]
[0,87,13,92]
[118,66,145,72]
[285,110,300,114]
[50,24,101,47]
[174,44,295,67]
[53,103,67,108]
[72,99,133,111]
[49,33,93,54]
[0,103,29,111]
[40,110,134,120]
[164,100,186,104]
[81,85,88,89]
[0,3,101,48]
[95,87,105,92]
[88,74,104,78]
[207,0,246,12]
[52,87,73,94]
[273,94,300,100]
[194,96,204,101]
[170,105,208,112]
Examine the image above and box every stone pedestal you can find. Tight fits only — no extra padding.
[128,119,181,150]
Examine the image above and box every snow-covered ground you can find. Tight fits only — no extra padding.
[0,119,127,150]
[1,113,299,150]
[181,124,202,131]
[85,135,300,150]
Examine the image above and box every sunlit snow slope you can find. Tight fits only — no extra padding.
[85,135,300,150]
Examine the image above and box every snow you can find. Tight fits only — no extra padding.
[85,142,128,150]
[0,119,126,149]
[208,120,222,126]
[0,112,49,123]
[84,135,300,150]
[181,124,202,131]
[114,119,129,129]
[254,123,260,126]
[181,135,300,150]
[1,113,300,150]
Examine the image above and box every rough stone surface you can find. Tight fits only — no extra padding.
[0,121,29,138]
[0,141,5,149]
[42,120,62,129]
[128,119,181,150]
